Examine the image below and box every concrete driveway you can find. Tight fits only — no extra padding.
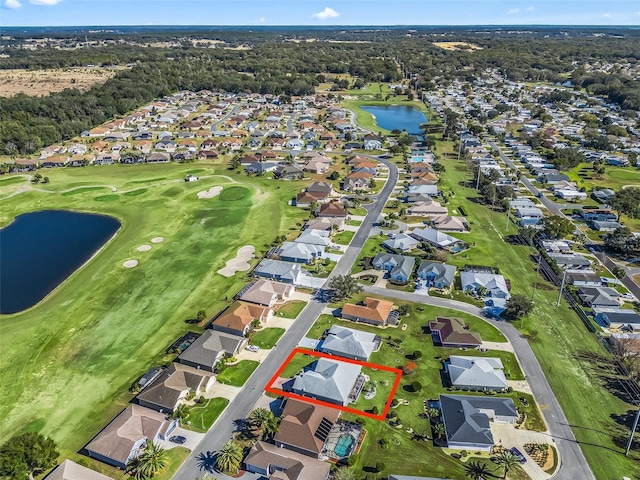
[157,426,204,452]
[491,423,556,480]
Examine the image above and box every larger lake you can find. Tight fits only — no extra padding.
[0,210,120,314]
[361,105,427,135]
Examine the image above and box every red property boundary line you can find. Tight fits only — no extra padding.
[265,347,403,421]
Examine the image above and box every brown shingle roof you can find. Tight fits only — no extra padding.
[342,297,394,324]
[275,399,340,455]
[212,301,271,334]
[245,441,330,480]
[429,317,482,346]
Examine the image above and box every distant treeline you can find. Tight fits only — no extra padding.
[1,31,639,154]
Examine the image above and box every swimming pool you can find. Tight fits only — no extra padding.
[333,434,355,457]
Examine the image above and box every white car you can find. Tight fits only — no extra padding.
[246,345,260,352]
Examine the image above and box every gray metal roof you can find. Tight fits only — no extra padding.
[320,325,378,360]
[448,356,508,390]
[292,358,361,405]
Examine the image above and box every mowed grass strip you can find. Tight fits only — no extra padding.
[184,397,229,433]
[434,147,640,479]
[250,327,285,349]
[275,300,307,319]
[216,360,259,387]
[0,162,309,459]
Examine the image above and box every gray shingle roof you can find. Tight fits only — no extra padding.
[448,356,508,390]
[320,325,378,361]
[440,394,517,448]
[292,358,361,405]
[177,330,245,370]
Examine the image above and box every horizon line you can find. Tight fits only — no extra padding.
[3,24,640,29]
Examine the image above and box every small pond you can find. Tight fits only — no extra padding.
[0,210,120,314]
[361,105,427,135]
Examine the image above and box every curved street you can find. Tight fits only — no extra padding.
[173,152,594,480]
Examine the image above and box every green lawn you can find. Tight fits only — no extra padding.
[216,360,259,387]
[0,161,309,459]
[346,219,362,227]
[275,300,307,319]
[433,144,640,479]
[249,327,285,349]
[184,397,229,433]
[147,447,191,480]
[333,230,355,245]
[351,236,387,273]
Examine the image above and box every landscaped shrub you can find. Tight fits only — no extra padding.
[372,406,379,415]
[375,462,386,472]
[411,381,423,392]
[403,361,418,375]
[391,398,399,407]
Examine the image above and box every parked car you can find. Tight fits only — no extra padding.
[510,447,527,463]
[246,345,260,352]
[169,436,186,444]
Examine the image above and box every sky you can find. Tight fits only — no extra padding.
[1,0,640,27]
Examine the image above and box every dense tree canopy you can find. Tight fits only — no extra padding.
[0,433,59,480]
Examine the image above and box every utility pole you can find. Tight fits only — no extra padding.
[475,166,482,190]
[625,403,640,456]
[556,266,568,307]
[457,136,463,162]
[531,255,542,302]
[505,192,513,231]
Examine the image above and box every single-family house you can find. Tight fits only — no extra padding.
[176,330,246,372]
[515,206,544,219]
[319,325,380,361]
[274,399,341,459]
[45,460,114,480]
[430,215,468,232]
[407,200,448,217]
[460,270,510,300]
[307,181,335,197]
[145,152,171,163]
[211,301,273,337]
[416,261,457,289]
[590,220,624,232]
[291,358,363,406]
[568,272,603,287]
[343,172,373,191]
[548,253,593,271]
[578,287,621,308]
[440,394,517,451]
[596,310,640,331]
[244,441,330,480]
[447,356,508,391]
[316,203,348,218]
[410,227,463,251]
[429,317,482,348]
[295,229,332,247]
[382,233,420,252]
[277,241,325,264]
[85,405,177,469]
[239,279,294,307]
[372,253,416,283]
[306,217,345,232]
[341,297,396,327]
[135,363,215,413]
[274,164,304,180]
[254,259,303,284]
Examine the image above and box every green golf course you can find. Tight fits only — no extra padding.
[0,161,308,460]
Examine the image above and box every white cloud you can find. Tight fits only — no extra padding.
[507,8,520,14]
[257,17,266,23]
[603,13,611,17]
[4,0,22,8]
[526,6,535,11]
[29,0,63,5]
[313,7,339,20]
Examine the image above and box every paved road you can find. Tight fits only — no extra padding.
[488,138,640,298]
[362,286,596,480]
[172,157,398,480]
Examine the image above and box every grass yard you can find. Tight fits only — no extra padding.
[333,230,355,245]
[346,219,362,226]
[275,300,307,319]
[432,143,640,479]
[184,397,229,433]
[0,161,309,459]
[216,360,260,387]
[146,447,191,480]
[249,327,285,349]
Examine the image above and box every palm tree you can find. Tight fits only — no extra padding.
[428,407,440,418]
[215,440,243,474]
[432,422,445,438]
[171,404,190,423]
[130,440,168,479]
[494,450,520,479]
[464,460,495,480]
[247,408,279,438]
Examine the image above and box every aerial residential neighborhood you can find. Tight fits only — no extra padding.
[0,18,639,480]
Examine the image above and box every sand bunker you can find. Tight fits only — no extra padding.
[217,245,255,277]
[137,244,152,252]
[197,186,223,199]
[151,237,164,243]
[123,260,139,268]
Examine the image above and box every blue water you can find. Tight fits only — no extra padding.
[334,434,354,457]
[0,210,120,314]
[361,105,427,135]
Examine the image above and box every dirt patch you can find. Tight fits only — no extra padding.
[432,41,483,51]
[0,67,127,97]
[197,186,223,199]
[137,245,152,252]
[151,237,165,243]
[123,260,139,268]
[633,274,640,287]
[217,245,255,277]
